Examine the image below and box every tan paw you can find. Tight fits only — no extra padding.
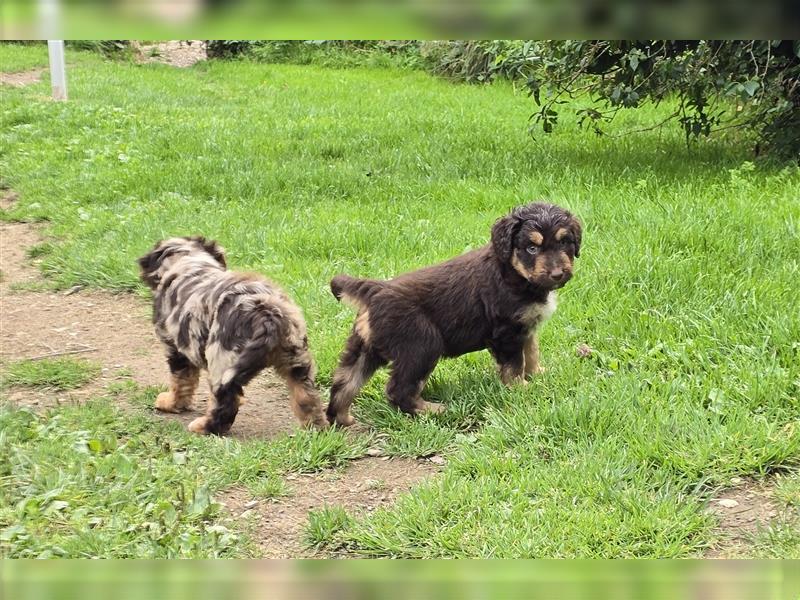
[305,413,330,430]
[187,416,211,434]
[333,413,356,427]
[502,375,529,387]
[154,391,182,413]
[415,401,445,415]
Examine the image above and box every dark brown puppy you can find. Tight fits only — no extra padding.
[327,202,582,426]
[138,236,327,435]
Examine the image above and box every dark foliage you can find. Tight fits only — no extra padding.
[528,40,800,160]
[205,40,260,59]
[67,41,129,55]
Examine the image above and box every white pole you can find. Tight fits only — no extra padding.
[47,41,67,101]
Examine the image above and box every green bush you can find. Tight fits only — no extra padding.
[528,40,800,160]
[422,40,540,83]
[205,40,262,59]
[67,41,129,56]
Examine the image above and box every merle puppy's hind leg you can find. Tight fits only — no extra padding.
[275,346,327,430]
[327,331,385,426]
[155,347,199,413]
[188,345,254,435]
[189,380,243,436]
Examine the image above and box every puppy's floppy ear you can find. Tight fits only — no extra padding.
[188,236,227,268]
[137,243,166,288]
[491,213,520,262]
[567,214,582,258]
[137,250,153,273]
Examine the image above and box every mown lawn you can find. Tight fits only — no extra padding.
[0,387,368,558]
[0,42,49,73]
[1,44,799,558]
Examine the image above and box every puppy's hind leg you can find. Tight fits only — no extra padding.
[327,332,386,427]
[274,344,327,429]
[271,331,328,429]
[385,351,443,417]
[189,381,243,436]
[189,345,253,435]
[155,347,199,413]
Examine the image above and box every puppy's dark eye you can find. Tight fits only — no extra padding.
[560,238,572,246]
[526,245,538,255]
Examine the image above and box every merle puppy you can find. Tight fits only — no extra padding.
[138,236,327,435]
[327,202,582,426]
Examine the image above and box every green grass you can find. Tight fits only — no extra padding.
[0,42,49,73]
[305,505,354,549]
[0,401,241,558]
[746,471,800,558]
[774,470,800,507]
[0,390,370,558]
[1,358,100,390]
[114,383,372,478]
[0,44,799,558]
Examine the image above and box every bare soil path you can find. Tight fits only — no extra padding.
[224,457,438,558]
[0,68,44,87]
[704,477,785,557]
[133,40,207,68]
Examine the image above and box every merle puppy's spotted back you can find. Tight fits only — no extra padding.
[138,236,326,435]
[327,202,582,426]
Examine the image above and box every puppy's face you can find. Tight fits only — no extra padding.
[492,203,582,289]
[138,236,226,289]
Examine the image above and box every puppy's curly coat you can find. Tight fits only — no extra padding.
[327,202,582,426]
[138,236,327,435]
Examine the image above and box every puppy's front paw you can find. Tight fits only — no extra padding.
[155,391,183,413]
[187,416,211,435]
[307,414,330,430]
[415,401,445,415]
[500,369,528,386]
[504,377,529,388]
[333,413,356,427]
[499,364,528,386]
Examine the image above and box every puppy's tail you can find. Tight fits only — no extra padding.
[330,274,384,309]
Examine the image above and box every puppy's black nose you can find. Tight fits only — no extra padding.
[550,270,564,281]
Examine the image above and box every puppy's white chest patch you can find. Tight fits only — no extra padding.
[520,291,557,329]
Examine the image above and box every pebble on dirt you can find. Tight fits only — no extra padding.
[717,499,740,508]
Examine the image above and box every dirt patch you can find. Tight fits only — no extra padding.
[1,189,19,211]
[0,219,313,439]
[221,456,439,558]
[133,41,206,68]
[0,68,44,87]
[0,221,42,288]
[705,478,781,557]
